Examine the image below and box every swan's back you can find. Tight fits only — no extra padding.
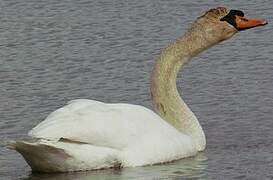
[30,99,141,149]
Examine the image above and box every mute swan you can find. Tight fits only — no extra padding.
[9,7,267,172]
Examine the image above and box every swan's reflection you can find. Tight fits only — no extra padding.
[24,153,208,180]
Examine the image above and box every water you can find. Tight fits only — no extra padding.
[0,0,272,179]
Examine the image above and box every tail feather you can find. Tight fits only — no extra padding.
[9,141,71,172]
[9,140,121,172]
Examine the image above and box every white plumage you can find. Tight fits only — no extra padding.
[18,99,196,172]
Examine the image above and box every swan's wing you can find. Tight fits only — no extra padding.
[29,99,164,150]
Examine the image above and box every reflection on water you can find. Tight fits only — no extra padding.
[23,154,208,180]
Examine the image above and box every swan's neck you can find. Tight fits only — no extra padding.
[151,28,215,151]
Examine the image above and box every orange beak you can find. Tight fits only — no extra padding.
[235,15,267,30]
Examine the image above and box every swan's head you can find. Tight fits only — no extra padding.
[194,7,267,42]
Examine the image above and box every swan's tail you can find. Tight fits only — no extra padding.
[8,140,121,172]
[8,141,72,172]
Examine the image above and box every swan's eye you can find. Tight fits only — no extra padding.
[229,9,244,17]
[236,10,244,17]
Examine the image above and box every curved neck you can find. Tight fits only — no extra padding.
[150,28,215,151]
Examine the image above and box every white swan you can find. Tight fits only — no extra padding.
[10,7,266,172]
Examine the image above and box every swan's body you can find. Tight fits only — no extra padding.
[10,7,266,172]
[19,99,196,172]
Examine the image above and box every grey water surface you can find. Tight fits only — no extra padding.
[0,0,273,179]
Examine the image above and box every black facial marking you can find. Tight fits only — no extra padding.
[220,9,245,30]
